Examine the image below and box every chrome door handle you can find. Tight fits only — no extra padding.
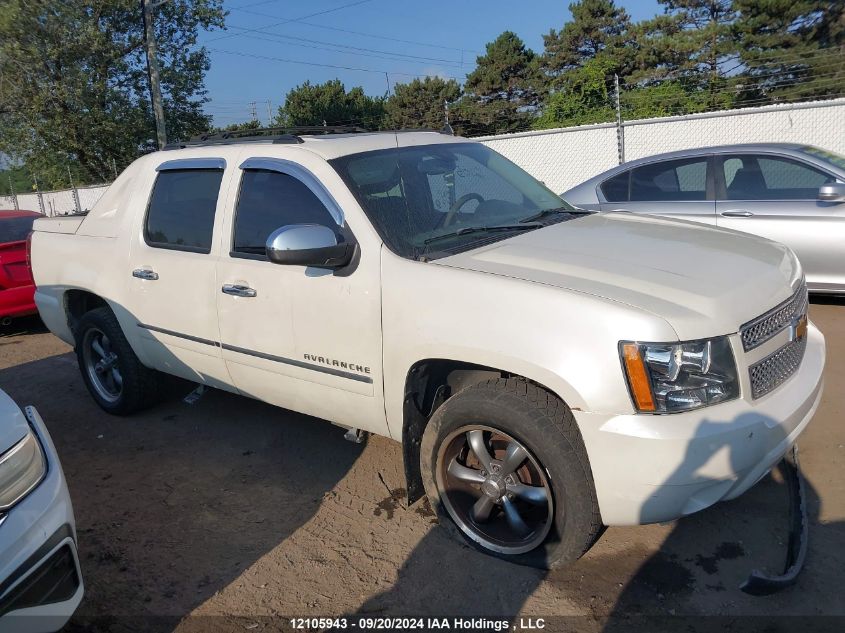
[720,210,754,217]
[222,284,257,298]
[132,268,159,280]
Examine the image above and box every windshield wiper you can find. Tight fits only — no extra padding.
[423,223,541,245]
[520,206,590,223]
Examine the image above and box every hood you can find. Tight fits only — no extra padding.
[0,390,29,453]
[434,212,801,341]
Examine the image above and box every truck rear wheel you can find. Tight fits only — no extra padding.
[420,378,602,568]
[75,307,161,415]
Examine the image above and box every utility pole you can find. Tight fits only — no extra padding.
[249,101,257,122]
[442,99,454,135]
[142,0,167,149]
[613,74,625,165]
[266,101,272,125]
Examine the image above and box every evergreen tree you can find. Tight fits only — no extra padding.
[385,77,461,130]
[275,80,386,129]
[461,32,541,134]
[732,0,845,103]
[541,0,633,87]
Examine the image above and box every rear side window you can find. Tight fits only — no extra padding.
[600,172,629,202]
[232,170,338,256]
[145,169,224,253]
[0,216,36,243]
[629,157,708,202]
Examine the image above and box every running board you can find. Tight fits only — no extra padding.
[740,444,808,596]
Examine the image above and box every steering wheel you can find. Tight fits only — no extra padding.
[443,193,485,226]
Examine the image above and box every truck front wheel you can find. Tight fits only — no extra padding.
[420,378,602,568]
[74,307,161,415]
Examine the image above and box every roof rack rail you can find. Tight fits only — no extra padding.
[162,125,369,150]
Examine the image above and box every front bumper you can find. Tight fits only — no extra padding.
[577,323,825,526]
[0,407,83,633]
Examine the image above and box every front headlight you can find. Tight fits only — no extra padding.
[620,336,739,413]
[0,428,47,511]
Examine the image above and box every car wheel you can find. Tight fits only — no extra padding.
[75,307,161,415]
[420,377,602,568]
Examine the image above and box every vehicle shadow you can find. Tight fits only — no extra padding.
[809,294,845,307]
[598,413,845,632]
[0,351,365,633]
[353,410,841,632]
[0,314,46,338]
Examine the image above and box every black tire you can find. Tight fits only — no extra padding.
[74,307,161,415]
[420,377,602,569]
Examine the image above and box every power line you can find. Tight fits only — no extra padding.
[208,47,460,80]
[221,25,468,68]
[207,0,374,44]
[228,5,482,56]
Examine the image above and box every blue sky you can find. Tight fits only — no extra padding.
[200,0,662,127]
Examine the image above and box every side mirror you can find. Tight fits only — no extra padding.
[265,224,353,268]
[818,182,845,202]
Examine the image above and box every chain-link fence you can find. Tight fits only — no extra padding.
[0,182,110,216]
[479,97,845,193]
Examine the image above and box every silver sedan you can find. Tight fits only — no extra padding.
[562,143,845,293]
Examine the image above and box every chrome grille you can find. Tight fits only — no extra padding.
[740,282,808,352]
[749,336,807,399]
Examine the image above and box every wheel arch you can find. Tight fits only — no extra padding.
[64,289,109,335]
[61,290,148,364]
[401,357,580,505]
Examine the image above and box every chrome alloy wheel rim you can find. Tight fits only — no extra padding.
[82,328,123,403]
[435,425,554,555]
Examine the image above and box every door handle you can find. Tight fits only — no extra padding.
[132,268,159,280]
[720,210,754,217]
[222,283,257,298]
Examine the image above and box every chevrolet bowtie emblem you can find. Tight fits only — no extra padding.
[788,314,808,342]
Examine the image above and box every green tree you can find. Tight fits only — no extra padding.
[534,57,616,128]
[541,0,633,87]
[732,0,845,104]
[461,31,541,135]
[385,77,461,130]
[276,80,386,129]
[634,0,738,107]
[0,167,35,195]
[0,0,225,187]
[210,120,262,133]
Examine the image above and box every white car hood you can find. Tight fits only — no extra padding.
[0,390,29,453]
[434,212,801,341]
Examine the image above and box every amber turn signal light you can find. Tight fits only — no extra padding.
[622,343,656,412]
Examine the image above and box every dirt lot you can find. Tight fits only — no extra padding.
[1,302,844,632]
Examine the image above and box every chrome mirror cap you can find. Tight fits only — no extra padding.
[265,224,353,268]
[818,182,845,202]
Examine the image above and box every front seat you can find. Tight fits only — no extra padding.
[727,165,767,199]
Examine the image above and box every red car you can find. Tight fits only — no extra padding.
[0,210,41,324]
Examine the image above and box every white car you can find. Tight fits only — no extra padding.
[29,128,824,568]
[0,389,83,632]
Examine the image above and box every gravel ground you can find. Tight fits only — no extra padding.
[0,302,843,633]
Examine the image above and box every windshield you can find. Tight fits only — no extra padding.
[330,143,579,259]
[802,146,845,171]
[0,216,36,243]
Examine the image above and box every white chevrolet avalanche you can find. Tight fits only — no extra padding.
[29,129,824,568]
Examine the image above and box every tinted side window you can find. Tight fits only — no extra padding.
[233,170,338,256]
[145,169,223,253]
[601,172,629,202]
[723,155,833,200]
[629,158,708,202]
